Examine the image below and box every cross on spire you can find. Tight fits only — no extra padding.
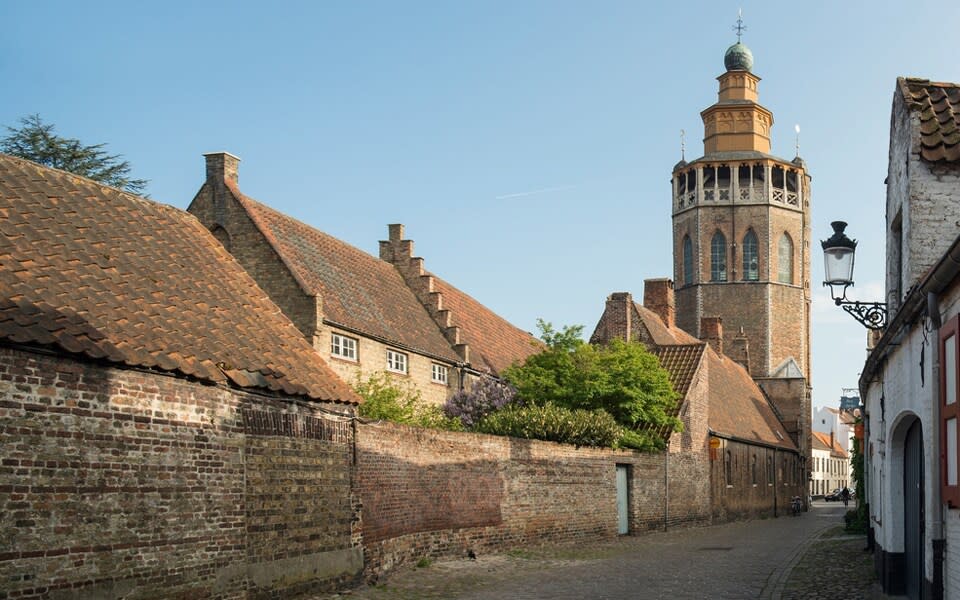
[733,9,746,42]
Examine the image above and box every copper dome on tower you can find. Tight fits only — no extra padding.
[724,41,754,72]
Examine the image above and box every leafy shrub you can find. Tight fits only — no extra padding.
[503,321,682,437]
[476,402,621,448]
[353,372,462,430]
[615,428,664,452]
[443,376,517,428]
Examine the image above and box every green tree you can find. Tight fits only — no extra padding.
[503,319,682,448]
[1,114,148,195]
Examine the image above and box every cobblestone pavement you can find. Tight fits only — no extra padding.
[319,503,880,600]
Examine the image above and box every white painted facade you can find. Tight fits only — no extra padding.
[812,406,855,453]
[860,79,960,598]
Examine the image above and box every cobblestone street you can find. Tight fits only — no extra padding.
[321,502,883,600]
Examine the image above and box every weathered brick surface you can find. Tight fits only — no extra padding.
[0,347,359,599]
[355,421,711,580]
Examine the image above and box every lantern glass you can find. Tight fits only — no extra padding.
[823,245,855,287]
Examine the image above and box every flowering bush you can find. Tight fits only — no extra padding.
[443,376,517,428]
[475,402,621,448]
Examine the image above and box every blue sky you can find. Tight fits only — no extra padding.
[3,1,959,409]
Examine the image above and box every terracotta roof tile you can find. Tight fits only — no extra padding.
[0,154,359,404]
[430,276,540,374]
[225,186,460,363]
[812,431,848,458]
[899,77,960,163]
[706,351,796,450]
[634,303,701,345]
[652,344,705,398]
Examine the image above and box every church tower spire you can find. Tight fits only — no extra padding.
[671,25,812,385]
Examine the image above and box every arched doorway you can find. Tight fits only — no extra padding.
[903,419,924,599]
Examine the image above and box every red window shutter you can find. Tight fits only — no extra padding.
[941,315,960,508]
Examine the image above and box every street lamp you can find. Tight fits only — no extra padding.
[821,221,887,330]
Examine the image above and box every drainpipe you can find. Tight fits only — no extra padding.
[929,295,945,597]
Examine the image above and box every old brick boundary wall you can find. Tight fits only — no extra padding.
[355,421,712,580]
[0,347,361,599]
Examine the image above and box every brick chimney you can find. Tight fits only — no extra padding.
[728,327,751,372]
[590,292,633,344]
[700,316,723,355]
[643,279,675,329]
[830,430,835,453]
[204,152,240,186]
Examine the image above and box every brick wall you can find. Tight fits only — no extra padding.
[354,421,711,580]
[0,347,360,599]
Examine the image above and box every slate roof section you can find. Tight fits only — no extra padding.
[225,185,461,363]
[899,77,960,163]
[430,276,540,374]
[706,352,796,450]
[812,431,848,458]
[0,154,360,404]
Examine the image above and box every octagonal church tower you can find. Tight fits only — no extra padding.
[672,37,811,384]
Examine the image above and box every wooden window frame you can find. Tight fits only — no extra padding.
[386,349,408,375]
[330,332,358,361]
[941,315,960,508]
[431,363,449,385]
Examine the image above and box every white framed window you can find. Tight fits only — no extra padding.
[386,349,408,374]
[431,363,449,385]
[330,333,357,361]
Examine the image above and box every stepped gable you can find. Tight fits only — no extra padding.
[224,185,460,363]
[429,277,540,374]
[0,153,359,404]
[706,352,796,450]
[899,77,960,162]
[379,225,540,376]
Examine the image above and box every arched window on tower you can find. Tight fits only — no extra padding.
[683,236,693,286]
[742,230,759,281]
[710,231,727,282]
[778,233,794,284]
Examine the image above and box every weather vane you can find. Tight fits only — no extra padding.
[680,129,686,160]
[733,9,746,42]
[794,124,801,157]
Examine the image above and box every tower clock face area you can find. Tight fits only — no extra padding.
[670,38,811,382]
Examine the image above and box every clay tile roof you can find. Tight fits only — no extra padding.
[652,343,705,398]
[706,350,796,450]
[899,77,960,163]
[430,276,541,375]
[227,187,460,363]
[0,154,359,404]
[633,303,701,346]
[812,431,848,458]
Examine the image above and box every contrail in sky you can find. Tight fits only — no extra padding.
[495,185,575,200]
